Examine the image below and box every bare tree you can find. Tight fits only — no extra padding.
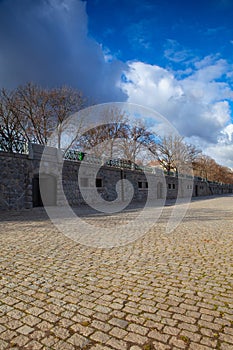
[113,117,157,164]
[152,135,179,175]
[8,83,53,144]
[222,167,233,184]
[104,107,128,158]
[194,155,215,180]
[79,123,112,157]
[0,88,27,152]
[152,135,200,175]
[194,154,233,184]
[74,108,157,164]
[78,107,128,158]
[49,86,85,148]
[2,83,86,148]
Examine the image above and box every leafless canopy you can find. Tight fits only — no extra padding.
[0,83,85,150]
[1,82,232,184]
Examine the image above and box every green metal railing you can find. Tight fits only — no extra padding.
[0,136,28,154]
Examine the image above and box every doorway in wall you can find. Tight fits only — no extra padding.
[195,185,198,197]
[32,174,57,207]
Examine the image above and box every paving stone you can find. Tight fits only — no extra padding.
[109,326,128,339]
[219,333,233,344]
[224,327,233,335]
[7,309,25,319]
[200,336,218,348]
[17,325,34,335]
[0,197,233,349]
[24,340,43,349]
[148,329,170,343]
[107,337,128,350]
[11,334,29,346]
[36,320,53,331]
[22,315,41,326]
[173,313,196,324]
[179,329,201,342]
[90,330,111,343]
[198,319,222,331]
[67,333,89,347]
[200,313,214,322]
[0,340,8,350]
[39,311,60,323]
[221,342,233,350]
[124,332,148,344]
[152,341,171,349]
[200,327,218,338]
[163,326,180,336]
[51,326,70,340]
[94,305,111,314]
[178,322,199,333]
[40,335,57,347]
[0,326,6,334]
[144,320,164,330]
[0,330,17,341]
[189,343,212,350]
[93,312,110,322]
[127,323,149,335]
[169,336,188,349]
[91,320,112,332]
[89,345,112,350]
[109,317,128,329]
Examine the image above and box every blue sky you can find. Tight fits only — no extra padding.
[86,0,233,69]
[86,0,233,167]
[0,0,233,166]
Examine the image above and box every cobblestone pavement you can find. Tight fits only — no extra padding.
[0,195,233,350]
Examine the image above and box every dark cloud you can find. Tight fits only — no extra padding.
[0,0,127,102]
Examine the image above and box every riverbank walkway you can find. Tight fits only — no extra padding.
[0,195,233,349]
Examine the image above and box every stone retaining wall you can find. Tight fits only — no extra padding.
[0,151,33,210]
[0,144,232,210]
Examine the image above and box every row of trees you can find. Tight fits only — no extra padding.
[193,155,233,184]
[0,83,84,150]
[0,83,232,184]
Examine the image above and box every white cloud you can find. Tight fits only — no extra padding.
[193,59,229,84]
[221,124,233,142]
[164,39,195,63]
[120,58,233,167]
[120,61,183,113]
[205,143,233,168]
[208,124,233,167]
